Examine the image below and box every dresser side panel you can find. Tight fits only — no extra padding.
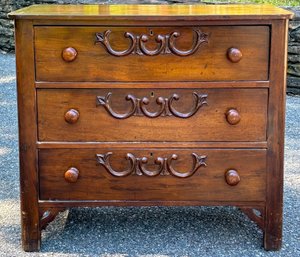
[265,19,288,251]
[15,19,40,251]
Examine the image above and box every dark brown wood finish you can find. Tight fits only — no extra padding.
[36,141,268,149]
[264,19,289,251]
[39,207,66,230]
[14,20,40,251]
[39,148,266,201]
[61,47,78,62]
[34,26,270,82]
[95,28,209,57]
[240,207,265,230]
[38,200,266,208]
[225,169,241,186]
[64,109,80,124]
[9,4,293,252]
[227,47,243,63]
[37,88,268,142]
[35,81,270,89]
[29,19,280,27]
[226,109,241,125]
[64,167,80,183]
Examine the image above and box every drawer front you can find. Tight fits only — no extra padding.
[39,148,266,201]
[37,88,267,142]
[35,26,269,82]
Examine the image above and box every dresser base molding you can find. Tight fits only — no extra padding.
[35,81,270,89]
[36,141,268,149]
[38,200,265,208]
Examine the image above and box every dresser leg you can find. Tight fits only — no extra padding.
[263,19,288,251]
[263,229,282,250]
[22,232,41,252]
[21,209,41,252]
[14,19,41,252]
[263,205,283,251]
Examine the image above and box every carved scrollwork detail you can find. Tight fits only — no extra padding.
[139,34,166,56]
[140,96,167,118]
[240,207,265,230]
[96,152,207,178]
[96,92,207,119]
[168,92,208,118]
[95,30,136,57]
[167,153,207,178]
[137,156,166,177]
[96,152,136,177]
[169,30,209,56]
[39,207,66,230]
[96,92,138,119]
[95,29,208,57]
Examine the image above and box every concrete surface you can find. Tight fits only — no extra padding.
[0,53,299,256]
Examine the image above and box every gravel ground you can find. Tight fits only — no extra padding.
[0,52,299,256]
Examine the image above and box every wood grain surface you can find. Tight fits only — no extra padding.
[15,20,41,251]
[8,4,292,251]
[8,4,294,20]
[264,19,289,251]
[39,148,266,201]
[34,26,270,82]
[37,88,268,142]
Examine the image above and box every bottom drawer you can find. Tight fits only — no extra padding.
[39,148,266,202]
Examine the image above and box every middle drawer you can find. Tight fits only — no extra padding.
[37,88,267,142]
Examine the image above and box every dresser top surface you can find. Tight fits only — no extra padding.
[8,4,293,20]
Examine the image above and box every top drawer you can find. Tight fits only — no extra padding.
[34,26,270,82]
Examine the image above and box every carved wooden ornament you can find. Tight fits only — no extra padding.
[95,29,209,57]
[96,92,208,119]
[96,152,207,178]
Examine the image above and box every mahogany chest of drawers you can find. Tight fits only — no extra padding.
[9,4,293,252]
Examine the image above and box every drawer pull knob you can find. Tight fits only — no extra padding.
[64,167,79,183]
[96,152,207,178]
[64,109,80,124]
[227,48,242,63]
[95,29,208,57]
[62,47,78,62]
[225,169,240,186]
[226,109,241,125]
[96,92,207,119]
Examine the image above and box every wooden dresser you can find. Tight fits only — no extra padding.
[8,4,293,252]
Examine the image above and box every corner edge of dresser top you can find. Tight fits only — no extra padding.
[7,4,294,20]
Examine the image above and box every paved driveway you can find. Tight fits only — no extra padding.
[0,53,299,256]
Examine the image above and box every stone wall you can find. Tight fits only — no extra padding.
[0,0,197,52]
[287,7,300,94]
[0,0,106,52]
[0,1,299,93]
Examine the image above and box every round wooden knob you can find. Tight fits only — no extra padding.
[64,109,79,124]
[227,48,242,63]
[62,47,77,62]
[225,169,240,186]
[64,167,79,183]
[226,109,241,125]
